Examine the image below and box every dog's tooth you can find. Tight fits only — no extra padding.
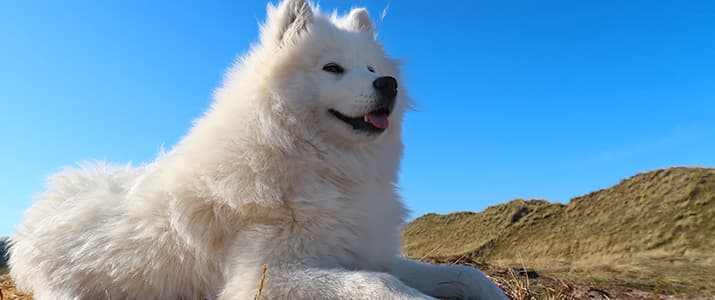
[364,115,369,122]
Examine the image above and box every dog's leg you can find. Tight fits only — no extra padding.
[385,257,509,300]
[221,266,436,300]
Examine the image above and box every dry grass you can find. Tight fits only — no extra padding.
[423,255,715,299]
[501,266,573,300]
[253,264,267,300]
[1,273,31,300]
[2,260,711,300]
[403,167,715,297]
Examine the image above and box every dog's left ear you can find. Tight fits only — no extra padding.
[346,8,374,35]
[262,0,313,46]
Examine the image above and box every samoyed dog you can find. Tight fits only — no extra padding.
[9,1,507,299]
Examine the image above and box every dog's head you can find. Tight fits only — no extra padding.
[254,0,407,146]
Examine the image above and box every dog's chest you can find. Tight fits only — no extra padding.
[291,182,406,269]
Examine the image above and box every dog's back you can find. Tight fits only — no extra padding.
[8,163,218,299]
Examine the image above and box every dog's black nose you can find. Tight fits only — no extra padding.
[373,76,398,99]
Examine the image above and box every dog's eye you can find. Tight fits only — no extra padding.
[322,63,344,74]
[367,66,375,73]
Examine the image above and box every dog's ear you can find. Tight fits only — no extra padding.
[346,8,373,35]
[262,0,313,46]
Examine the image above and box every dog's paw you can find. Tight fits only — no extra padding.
[427,265,508,300]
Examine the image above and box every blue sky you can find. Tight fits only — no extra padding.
[1,1,714,236]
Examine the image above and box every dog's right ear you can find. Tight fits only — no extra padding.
[262,0,313,47]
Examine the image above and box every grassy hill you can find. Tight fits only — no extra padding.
[402,167,715,295]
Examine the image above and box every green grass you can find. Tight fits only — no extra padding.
[402,167,715,295]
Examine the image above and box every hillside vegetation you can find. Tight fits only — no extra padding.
[402,167,715,295]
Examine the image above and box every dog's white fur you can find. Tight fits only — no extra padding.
[9,1,508,299]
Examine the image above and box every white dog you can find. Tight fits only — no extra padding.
[9,1,508,299]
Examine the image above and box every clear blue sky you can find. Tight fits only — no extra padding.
[1,1,714,236]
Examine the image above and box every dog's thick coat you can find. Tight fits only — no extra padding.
[9,1,508,299]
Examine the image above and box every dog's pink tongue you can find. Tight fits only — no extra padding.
[365,113,389,129]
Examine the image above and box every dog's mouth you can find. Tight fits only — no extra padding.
[329,107,391,134]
